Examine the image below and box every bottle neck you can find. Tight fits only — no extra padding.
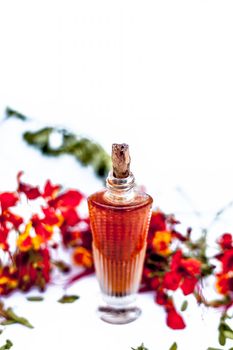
[104,171,136,203]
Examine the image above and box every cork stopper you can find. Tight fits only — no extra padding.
[112,143,131,178]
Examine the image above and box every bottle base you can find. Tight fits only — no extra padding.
[98,305,141,324]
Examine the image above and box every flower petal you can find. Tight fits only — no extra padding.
[163,272,181,291]
[43,180,61,199]
[180,277,198,295]
[17,172,41,200]
[166,308,186,329]
[50,190,83,208]
[0,192,18,211]
[72,247,93,268]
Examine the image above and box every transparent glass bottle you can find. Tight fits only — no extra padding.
[88,170,153,324]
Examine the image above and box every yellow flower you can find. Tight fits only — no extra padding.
[0,276,10,285]
[32,235,43,250]
[152,230,172,256]
[0,276,18,289]
[17,222,44,251]
[17,222,33,252]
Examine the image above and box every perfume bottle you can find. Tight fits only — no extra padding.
[88,144,153,324]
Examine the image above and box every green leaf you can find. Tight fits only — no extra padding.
[53,260,71,274]
[206,348,223,350]
[23,128,53,147]
[5,107,27,121]
[58,295,80,304]
[218,332,226,346]
[0,339,13,350]
[181,300,188,312]
[131,344,148,350]
[22,125,111,179]
[5,308,33,329]
[0,320,17,326]
[218,317,233,346]
[169,342,177,350]
[27,296,44,302]
[223,330,233,340]
[221,323,233,332]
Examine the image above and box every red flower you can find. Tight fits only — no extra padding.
[16,248,51,291]
[219,249,233,273]
[0,192,18,211]
[0,174,88,296]
[41,207,61,226]
[49,190,83,208]
[43,180,61,200]
[149,211,166,232]
[163,271,180,291]
[151,277,161,291]
[180,277,197,295]
[17,172,41,199]
[0,223,9,251]
[73,247,93,268]
[0,266,18,295]
[155,289,168,305]
[0,192,23,251]
[60,228,81,247]
[31,214,54,241]
[167,215,181,226]
[180,256,201,275]
[172,230,187,242]
[78,229,92,250]
[166,307,186,329]
[218,233,232,250]
[5,210,23,228]
[163,250,201,295]
[61,207,80,227]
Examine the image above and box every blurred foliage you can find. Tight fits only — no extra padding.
[5,107,111,179]
[131,344,149,350]
[5,107,28,121]
[0,339,13,350]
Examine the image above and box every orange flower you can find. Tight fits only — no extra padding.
[216,272,233,294]
[163,250,202,295]
[152,231,172,256]
[73,247,93,268]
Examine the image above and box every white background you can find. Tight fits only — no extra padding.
[0,1,233,349]
[0,1,233,214]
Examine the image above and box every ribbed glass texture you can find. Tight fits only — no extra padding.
[88,190,152,307]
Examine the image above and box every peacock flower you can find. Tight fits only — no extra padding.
[163,250,201,295]
[152,231,172,256]
[72,247,93,268]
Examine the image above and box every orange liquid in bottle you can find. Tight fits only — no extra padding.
[88,190,152,301]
